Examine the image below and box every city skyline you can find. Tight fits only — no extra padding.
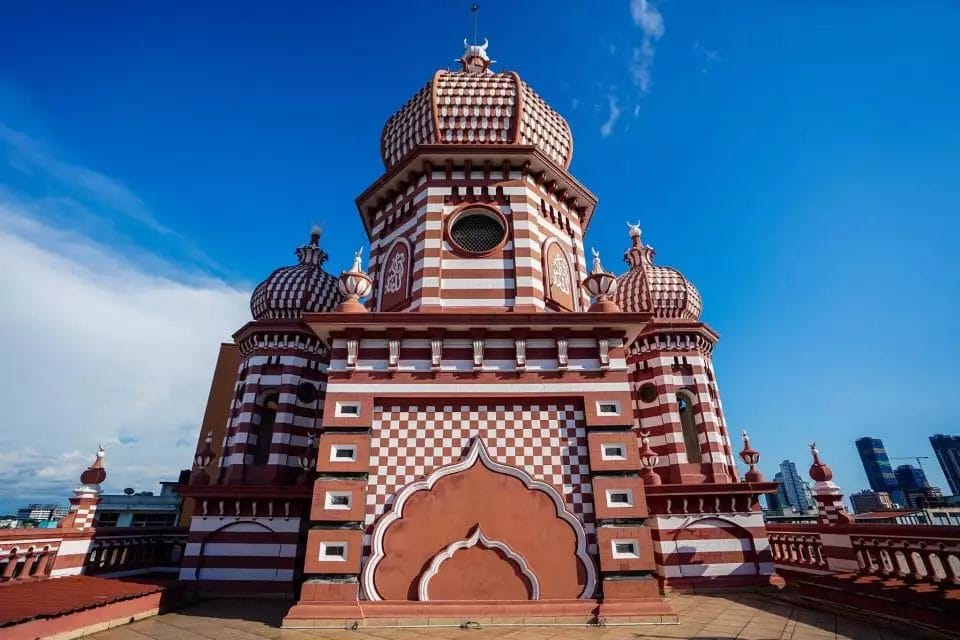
[1,2,959,509]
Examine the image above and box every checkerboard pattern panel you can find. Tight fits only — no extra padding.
[364,402,595,558]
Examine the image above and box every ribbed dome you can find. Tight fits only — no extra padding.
[250,228,341,321]
[380,40,573,170]
[614,225,703,320]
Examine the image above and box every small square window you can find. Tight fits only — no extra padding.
[324,492,352,510]
[596,401,620,416]
[612,539,640,559]
[320,542,347,561]
[330,445,357,462]
[601,443,627,461]
[606,489,634,508]
[335,402,361,417]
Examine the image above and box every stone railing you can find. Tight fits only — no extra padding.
[0,525,188,581]
[0,528,67,581]
[767,523,960,584]
[767,527,830,574]
[85,527,188,577]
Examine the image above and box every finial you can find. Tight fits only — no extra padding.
[808,440,834,483]
[459,9,494,75]
[739,429,763,481]
[351,246,365,273]
[309,225,322,246]
[591,247,603,274]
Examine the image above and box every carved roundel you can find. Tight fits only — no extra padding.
[378,239,412,311]
[543,240,576,311]
[446,206,508,257]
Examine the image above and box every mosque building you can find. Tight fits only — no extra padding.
[178,37,779,626]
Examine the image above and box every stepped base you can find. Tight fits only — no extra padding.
[283,598,675,629]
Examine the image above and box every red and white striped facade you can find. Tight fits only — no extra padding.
[180,39,778,620]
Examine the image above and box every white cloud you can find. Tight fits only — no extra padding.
[629,0,665,93]
[0,200,249,508]
[600,94,622,138]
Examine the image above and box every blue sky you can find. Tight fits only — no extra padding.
[1,1,958,511]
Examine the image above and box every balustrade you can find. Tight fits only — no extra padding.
[84,527,186,576]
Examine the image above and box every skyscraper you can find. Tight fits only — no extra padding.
[771,460,814,513]
[930,434,960,496]
[855,437,904,505]
[894,464,928,493]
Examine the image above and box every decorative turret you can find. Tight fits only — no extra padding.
[582,249,620,312]
[79,445,107,488]
[60,445,106,531]
[250,227,341,320]
[336,248,373,312]
[615,222,702,319]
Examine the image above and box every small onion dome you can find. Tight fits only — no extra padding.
[808,441,834,483]
[380,39,573,170]
[250,226,341,320]
[79,445,106,486]
[582,249,620,312]
[614,223,703,320]
[336,248,373,313]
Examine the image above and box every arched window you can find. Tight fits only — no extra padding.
[253,392,279,465]
[677,392,702,464]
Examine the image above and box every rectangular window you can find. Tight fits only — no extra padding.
[596,401,621,416]
[601,443,627,461]
[324,492,352,510]
[612,539,640,559]
[320,542,347,561]
[330,445,357,462]
[335,402,361,417]
[605,489,634,508]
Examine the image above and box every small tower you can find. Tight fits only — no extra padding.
[808,442,852,525]
[62,446,106,531]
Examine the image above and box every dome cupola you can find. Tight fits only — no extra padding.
[380,40,574,170]
[614,223,702,320]
[250,227,341,320]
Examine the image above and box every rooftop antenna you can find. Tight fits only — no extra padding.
[471,3,479,46]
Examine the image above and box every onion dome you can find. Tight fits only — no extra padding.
[380,39,573,170]
[79,445,107,486]
[250,227,341,320]
[614,223,703,320]
[739,430,764,482]
[808,441,834,483]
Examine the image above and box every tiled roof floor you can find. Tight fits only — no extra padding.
[0,576,165,627]
[85,593,926,640]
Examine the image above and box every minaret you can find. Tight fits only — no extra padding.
[808,442,852,526]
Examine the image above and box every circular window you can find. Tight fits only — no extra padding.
[449,210,506,254]
[297,382,318,405]
[639,383,658,403]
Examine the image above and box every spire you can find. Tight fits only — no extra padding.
[297,225,329,266]
[624,220,655,268]
[459,7,494,74]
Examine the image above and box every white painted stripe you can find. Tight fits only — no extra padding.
[50,567,84,577]
[57,539,93,555]
[441,278,516,290]
[656,538,753,553]
[653,513,765,530]
[661,562,774,578]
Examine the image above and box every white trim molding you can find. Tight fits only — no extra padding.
[361,438,596,601]
[417,526,540,601]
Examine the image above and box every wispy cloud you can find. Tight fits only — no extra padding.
[600,94,622,138]
[694,39,721,73]
[0,191,249,508]
[0,123,217,271]
[629,0,665,93]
